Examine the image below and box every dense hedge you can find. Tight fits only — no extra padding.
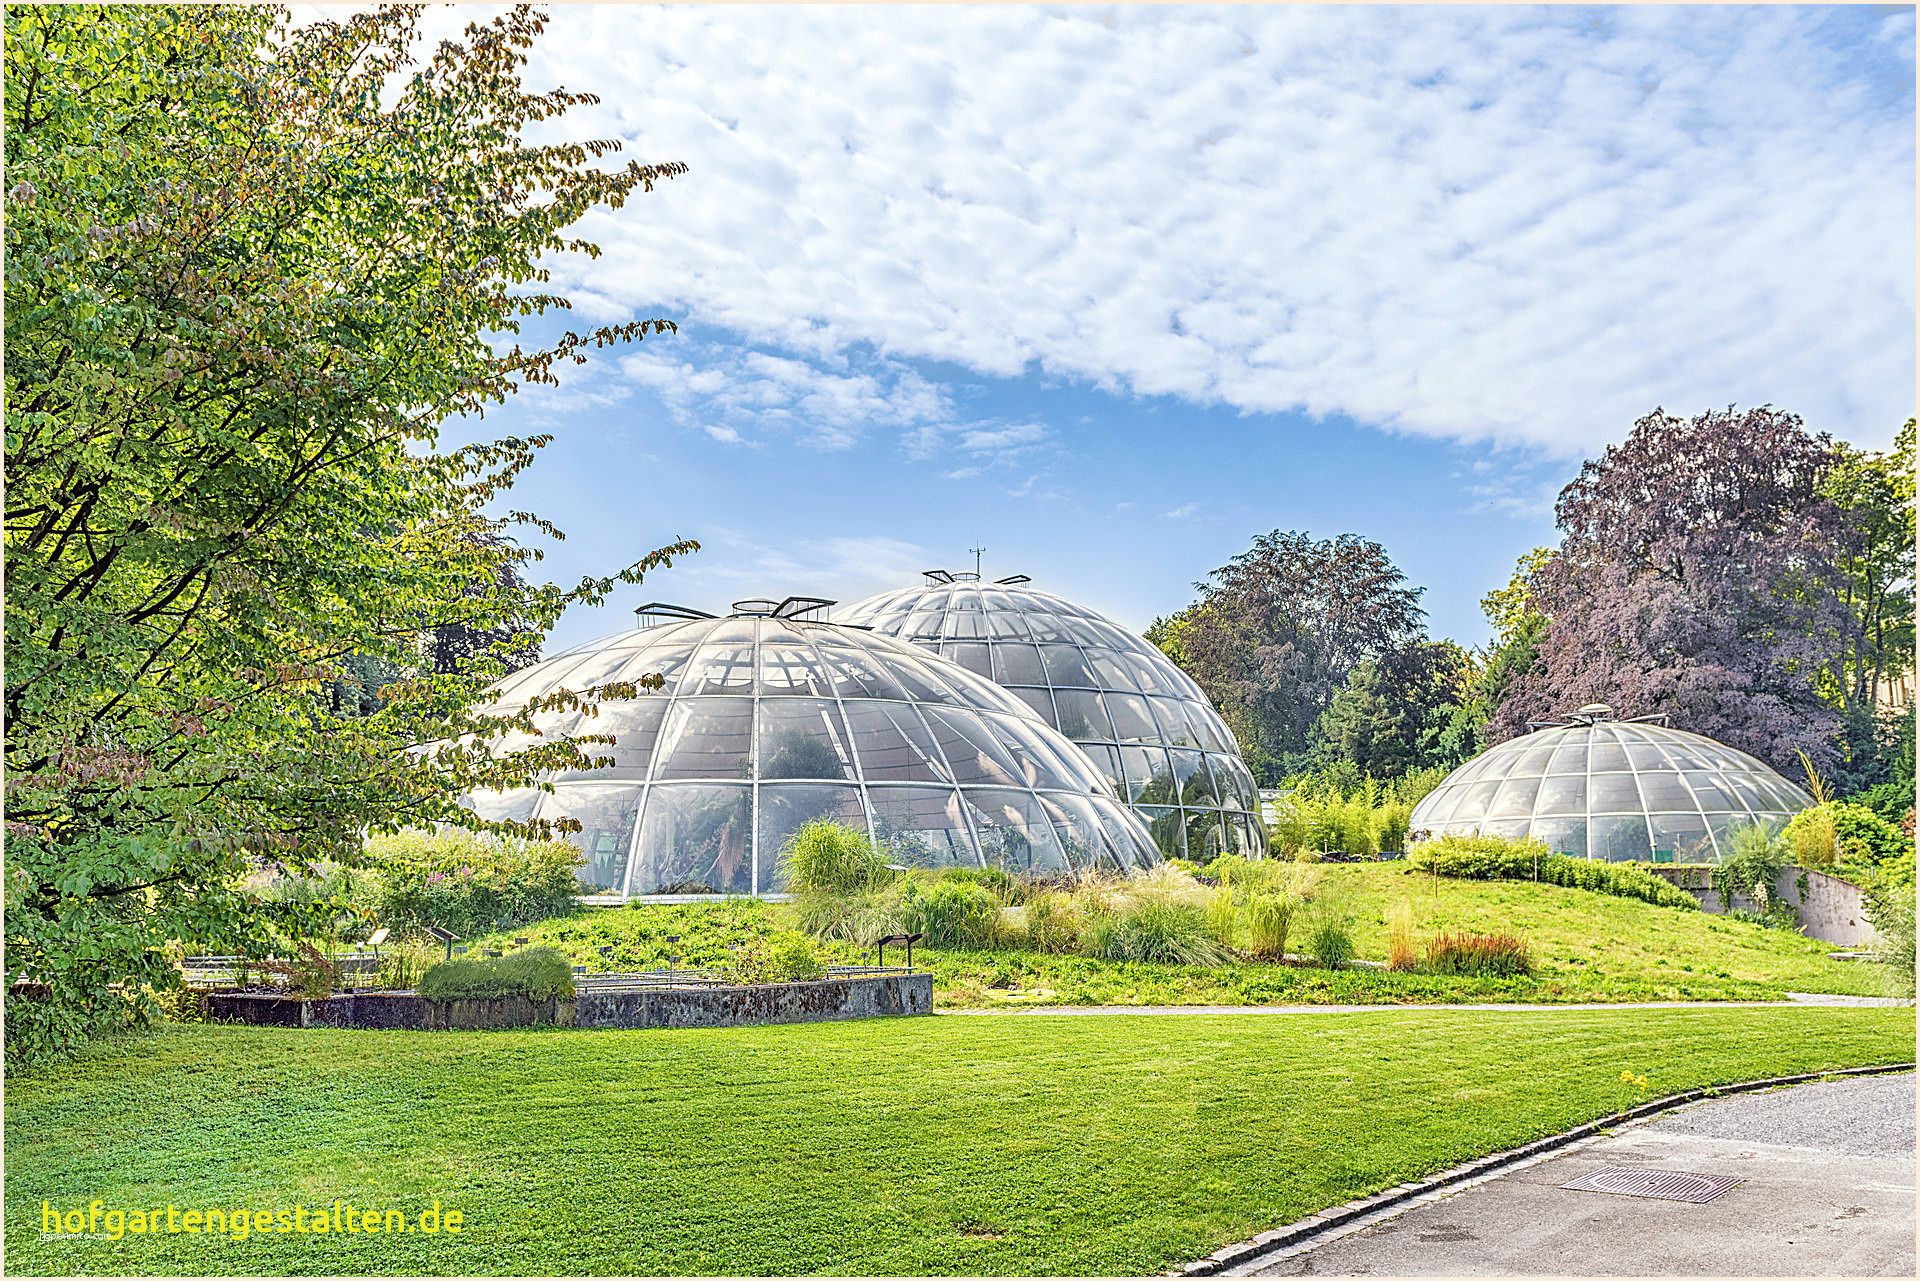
[1407,833,1697,910]
[418,947,575,1002]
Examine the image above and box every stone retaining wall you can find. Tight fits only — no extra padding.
[575,972,933,1029]
[202,972,933,1031]
[1645,864,1877,947]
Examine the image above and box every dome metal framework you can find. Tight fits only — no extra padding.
[836,572,1265,862]
[463,596,1163,895]
[1408,704,1815,862]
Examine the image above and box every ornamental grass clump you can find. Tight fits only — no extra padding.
[1244,891,1302,961]
[1022,891,1083,954]
[418,947,574,1002]
[1424,931,1534,977]
[1385,900,1420,971]
[1079,865,1230,966]
[900,878,1000,949]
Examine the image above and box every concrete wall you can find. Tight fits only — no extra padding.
[1646,865,1878,948]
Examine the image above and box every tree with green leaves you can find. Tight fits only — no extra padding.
[4,4,692,1060]
[1822,420,1915,791]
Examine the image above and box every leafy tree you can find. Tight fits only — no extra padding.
[4,5,693,1060]
[1489,406,1848,775]
[1821,420,1915,791]
[1312,641,1477,777]
[1143,611,1189,668]
[1177,531,1428,776]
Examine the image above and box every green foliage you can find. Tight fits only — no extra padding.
[1711,824,1794,923]
[1302,891,1357,969]
[1269,769,1440,856]
[360,830,582,938]
[1848,781,1918,827]
[782,820,894,895]
[417,946,574,1002]
[1829,802,1910,865]
[1084,899,1231,967]
[1784,802,1841,868]
[1860,852,1915,996]
[1409,833,1698,910]
[1022,892,1083,954]
[1245,891,1303,961]
[2,3,693,1063]
[1424,931,1534,977]
[901,879,1001,950]
[720,931,828,985]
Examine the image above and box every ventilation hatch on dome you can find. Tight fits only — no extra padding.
[633,602,717,629]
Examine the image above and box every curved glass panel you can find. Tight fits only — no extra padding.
[460,613,1160,892]
[838,580,1265,856]
[1409,717,1814,863]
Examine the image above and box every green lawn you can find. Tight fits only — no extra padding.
[7,1009,1912,1276]
[465,866,1887,1008]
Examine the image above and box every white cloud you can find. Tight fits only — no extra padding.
[503,3,1912,454]
[1163,503,1200,520]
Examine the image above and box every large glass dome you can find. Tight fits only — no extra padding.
[836,574,1265,862]
[462,598,1162,895]
[1409,704,1815,862]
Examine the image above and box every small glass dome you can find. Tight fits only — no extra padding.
[462,599,1162,894]
[836,574,1266,862]
[1409,704,1815,862]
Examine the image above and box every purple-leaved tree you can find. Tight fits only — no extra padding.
[1490,406,1848,777]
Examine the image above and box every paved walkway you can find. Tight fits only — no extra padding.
[1230,1072,1916,1277]
[945,992,1911,1015]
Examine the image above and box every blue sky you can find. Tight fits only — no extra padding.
[395,4,1915,653]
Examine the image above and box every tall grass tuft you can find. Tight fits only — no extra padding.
[1245,891,1302,961]
[1023,891,1083,954]
[1424,931,1534,976]
[1386,899,1420,971]
[782,819,894,894]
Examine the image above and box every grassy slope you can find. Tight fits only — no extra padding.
[6,1010,1912,1276]
[464,866,1884,1007]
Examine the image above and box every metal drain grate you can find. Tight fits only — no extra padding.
[1560,1167,1744,1203]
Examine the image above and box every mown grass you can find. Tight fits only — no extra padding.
[6,1009,1912,1276]
[459,865,1885,1007]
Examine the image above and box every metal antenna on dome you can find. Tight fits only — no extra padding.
[969,545,985,577]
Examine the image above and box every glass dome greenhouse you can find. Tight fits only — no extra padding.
[1408,704,1815,862]
[836,573,1265,862]
[461,597,1162,895]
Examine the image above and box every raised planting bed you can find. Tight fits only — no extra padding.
[200,970,932,1031]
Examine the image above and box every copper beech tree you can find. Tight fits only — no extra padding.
[4,5,693,1058]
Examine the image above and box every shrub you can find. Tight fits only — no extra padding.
[782,820,893,895]
[1784,803,1840,868]
[1712,824,1793,921]
[1409,832,1697,910]
[1829,803,1909,865]
[768,932,827,982]
[418,947,575,1002]
[1848,781,1917,828]
[902,879,999,949]
[1424,931,1534,976]
[1861,852,1916,997]
[362,830,582,937]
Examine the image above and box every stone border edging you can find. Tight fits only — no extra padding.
[1177,1060,1918,1277]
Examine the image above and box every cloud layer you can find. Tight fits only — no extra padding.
[490,4,1918,454]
